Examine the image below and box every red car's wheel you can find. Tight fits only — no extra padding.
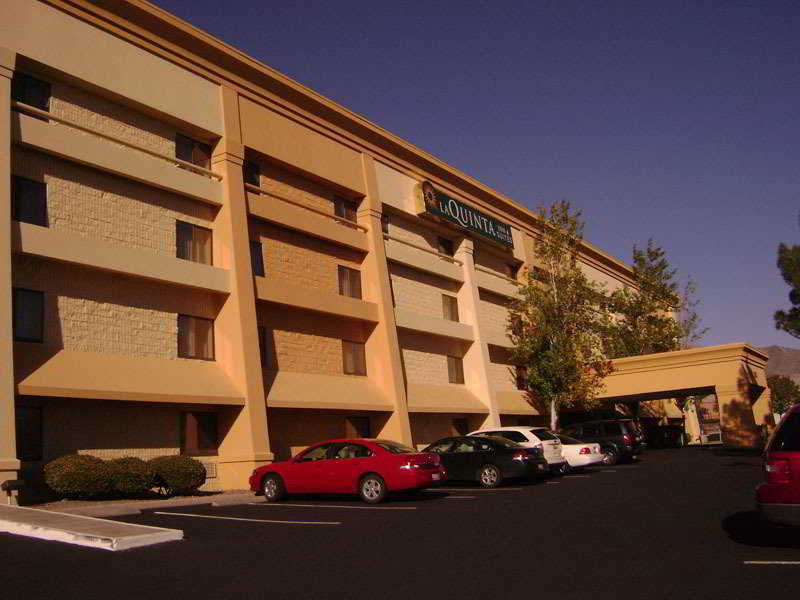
[359,474,386,504]
[262,474,286,502]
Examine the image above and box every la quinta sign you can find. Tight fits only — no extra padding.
[414,181,514,247]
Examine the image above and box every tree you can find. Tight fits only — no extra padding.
[508,201,614,431]
[604,239,707,358]
[767,375,800,415]
[774,242,800,338]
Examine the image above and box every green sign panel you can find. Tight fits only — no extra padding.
[415,181,514,247]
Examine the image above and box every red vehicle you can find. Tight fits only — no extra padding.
[249,439,445,504]
[757,404,800,526]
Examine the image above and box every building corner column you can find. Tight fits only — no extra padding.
[359,154,412,444]
[210,85,271,489]
[715,384,761,449]
[456,238,500,428]
[0,48,20,504]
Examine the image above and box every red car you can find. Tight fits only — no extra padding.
[757,404,800,526]
[249,439,445,504]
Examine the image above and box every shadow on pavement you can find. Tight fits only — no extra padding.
[722,511,800,548]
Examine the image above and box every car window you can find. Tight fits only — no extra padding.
[530,428,557,441]
[452,439,477,453]
[376,441,417,454]
[770,412,800,452]
[603,423,621,436]
[332,444,372,459]
[297,443,332,461]
[580,424,597,436]
[557,435,584,445]
[482,436,522,449]
[494,430,528,443]
[427,440,454,453]
[475,440,493,452]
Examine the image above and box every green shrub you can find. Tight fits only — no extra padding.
[107,457,153,497]
[44,455,113,500]
[148,455,206,495]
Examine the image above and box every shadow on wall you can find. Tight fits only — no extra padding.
[720,364,766,448]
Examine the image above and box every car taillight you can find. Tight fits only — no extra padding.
[512,450,527,461]
[765,458,791,483]
[579,447,591,455]
[622,434,633,445]
[401,454,439,469]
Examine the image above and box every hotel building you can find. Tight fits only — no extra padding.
[0,0,772,500]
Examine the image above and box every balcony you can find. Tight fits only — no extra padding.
[255,276,379,322]
[384,235,464,282]
[393,308,474,342]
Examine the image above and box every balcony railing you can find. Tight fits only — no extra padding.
[245,183,367,232]
[382,233,463,265]
[474,264,520,285]
[12,101,222,180]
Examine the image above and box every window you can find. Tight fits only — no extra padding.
[447,355,464,384]
[338,266,362,299]
[333,443,372,459]
[437,237,455,257]
[257,326,273,368]
[427,440,454,454]
[769,412,800,452]
[452,439,476,453]
[381,214,390,234]
[243,160,260,186]
[532,266,549,284]
[175,134,211,169]
[16,406,43,462]
[345,416,371,439]
[12,288,44,343]
[11,176,48,227]
[442,294,459,322]
[181,411,218,456]
[342,340,367,375]
[176,221,213,265]
[497,430,528,443]
[334,197,357,222]
[505,263,520,279]
[297,444,332,462]
[452,418,469,436]
[250,240,265,276]
[11,73,51,111]
[178,315,214,360]
[515,366,529,390]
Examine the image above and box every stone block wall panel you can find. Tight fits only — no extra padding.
[389,262,461,319]
[11,148,216,256]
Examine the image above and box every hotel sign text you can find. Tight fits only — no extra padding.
[414,181,514,248]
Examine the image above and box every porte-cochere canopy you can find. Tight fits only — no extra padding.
[600,343,770,448]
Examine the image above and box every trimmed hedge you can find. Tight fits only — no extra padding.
[148,455,206,495]
[44,455,113,500]
[107,457,153,497]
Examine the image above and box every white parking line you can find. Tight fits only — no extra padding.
[743,561,800,565]
[545,481,561,484]
[247,502,416,510]
[153,511,341,525]
[564,475,591,478]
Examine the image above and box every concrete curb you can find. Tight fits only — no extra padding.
[47,491,262,517]
[0,505,182,551]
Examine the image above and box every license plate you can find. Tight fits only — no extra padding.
[432,473,441,480]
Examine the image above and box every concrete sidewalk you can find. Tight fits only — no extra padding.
[42,491,264,517]
[0,505,182,551]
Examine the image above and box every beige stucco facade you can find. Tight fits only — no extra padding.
[0,1,772,503]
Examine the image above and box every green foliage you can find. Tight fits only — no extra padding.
[107,457,153,497]
[767,375,800,415]
[508,201,614,430]
[604,239,707,358]
[774,242,800,338]
[148,455,206,495]
[44,455,113,500]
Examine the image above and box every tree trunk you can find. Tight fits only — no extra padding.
[550,400,558,431]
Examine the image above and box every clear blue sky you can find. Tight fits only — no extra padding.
[154,0,800,349]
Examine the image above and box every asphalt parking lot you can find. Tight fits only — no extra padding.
[2,448,799,599]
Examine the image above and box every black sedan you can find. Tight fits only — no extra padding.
[422,435,548,488]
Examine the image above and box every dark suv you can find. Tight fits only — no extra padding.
[562,419,646,465]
